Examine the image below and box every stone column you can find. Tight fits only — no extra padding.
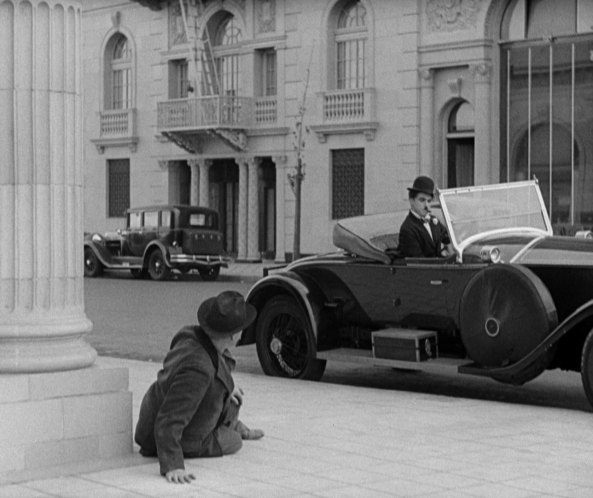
[418,68,435,179]
[0,0,96,372]
[198,159,211,207]
[236,158,248,260]
[471,63,493,185]
[188,158,199,205]
[246,157,260,261]
[0,0,131,474]
[273,155,287,263]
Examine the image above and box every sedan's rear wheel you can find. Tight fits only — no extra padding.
[148,250,170,281]
[84,247,103,278]
[581,329,593,409]
[198,266,220,281]
[255,295,326,380]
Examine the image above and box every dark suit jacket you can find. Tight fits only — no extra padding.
[134,326,236,475]
[398,212,450,258]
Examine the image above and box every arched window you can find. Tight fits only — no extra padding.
[447,101,475,188]
[105,34,132,109]
[500,0,593,226]
[334,0,367,89]
[206,13,243,96]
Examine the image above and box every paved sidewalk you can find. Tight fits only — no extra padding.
[2,356,593,498]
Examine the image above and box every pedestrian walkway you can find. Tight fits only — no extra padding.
[1,356,593,497]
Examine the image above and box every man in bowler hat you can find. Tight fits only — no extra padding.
[135,291,264,484]
[398,175,451,258]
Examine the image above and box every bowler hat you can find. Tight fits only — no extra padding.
[407,176,435,196]
[198,291,257,337]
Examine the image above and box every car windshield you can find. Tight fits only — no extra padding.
[439,180,552,248]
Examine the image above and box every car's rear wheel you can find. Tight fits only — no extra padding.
[147,250,170,281]
[84,247,103,278]
[198,266,220,281]
[255,295,326,380]
[130,268,147,279]
[581,329,593,408]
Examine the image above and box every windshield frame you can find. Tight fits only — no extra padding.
[438,180,553,257]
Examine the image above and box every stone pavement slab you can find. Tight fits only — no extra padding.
[2,355,593,497]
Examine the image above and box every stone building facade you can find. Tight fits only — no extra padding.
[82,0,593,261]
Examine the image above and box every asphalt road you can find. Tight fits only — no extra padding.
[84,271,592,413]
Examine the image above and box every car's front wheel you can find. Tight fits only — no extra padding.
[581,329,593,408]
[198,266,220,281]
[147,250,170,281]
[84,247,103,278]
[255,295,326,380]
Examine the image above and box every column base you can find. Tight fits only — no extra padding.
[0,364,132,475]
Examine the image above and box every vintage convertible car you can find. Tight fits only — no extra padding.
[84,205,230,281]
[239,180,593,407]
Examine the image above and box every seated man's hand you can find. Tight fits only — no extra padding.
[231,386,244,406]
[165,469,196,484]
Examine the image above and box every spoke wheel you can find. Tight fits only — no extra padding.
[581,329,593,409]
[84,247,103,278]
[148,250,170,281]
[255,296,326,380]
[198,266,220,281]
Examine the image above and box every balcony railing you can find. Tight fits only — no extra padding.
[320,88,375,122]
[254,96,277,125]
[99,108,136,136]
[310,88,378,142]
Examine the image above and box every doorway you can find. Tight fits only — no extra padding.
[209,160,239,254]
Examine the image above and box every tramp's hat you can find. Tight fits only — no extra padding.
[198,291,257,336]
[407,176,435,197]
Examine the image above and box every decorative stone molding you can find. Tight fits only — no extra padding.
[425,0,483,32]
[448,76,463,97]
[419,68,434,82]
[470,63,492,83]
[158,160,170,170]
[111,10,121,28]
[257,0,276,33]
[169,1,187,47]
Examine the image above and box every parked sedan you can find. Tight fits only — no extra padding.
[84,205,230,281]
[239,180,593,408]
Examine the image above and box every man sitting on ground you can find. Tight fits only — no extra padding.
[135,290,264,484]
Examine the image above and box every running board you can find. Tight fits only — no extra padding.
[316,348,472,374]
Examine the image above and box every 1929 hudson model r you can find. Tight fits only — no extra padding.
[239,180,593,408]
[84,205,230,281]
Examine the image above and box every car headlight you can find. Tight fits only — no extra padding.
[480,245,501,264]
[575,230,593,239]
[91,233,104,243]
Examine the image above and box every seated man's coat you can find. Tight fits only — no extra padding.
[134,326,241,475]
[398,213,450,258]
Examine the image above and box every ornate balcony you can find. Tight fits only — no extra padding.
[309,88,378,143]
[91,108,138,153]
[157,95,281,152]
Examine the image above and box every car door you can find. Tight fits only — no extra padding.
[124,211,144,257]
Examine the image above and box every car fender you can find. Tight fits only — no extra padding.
[143,240,172,267]
[240,272,325,346]
[83,239,115,267]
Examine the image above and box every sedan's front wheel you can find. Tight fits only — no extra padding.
[581,329,593,409]
[147,250,170,281]
[84,247,103,278]
[255,295,326,380]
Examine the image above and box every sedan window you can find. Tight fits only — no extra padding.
[144,211,158,228]
[160,210,172,228]
[129,211,142,229]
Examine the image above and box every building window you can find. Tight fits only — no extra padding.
[257,48,277,97]
[332,148,364,219]
[108,159,130,218]
[205,12,243,96]
[335,1,367,89]
[169,59,189,98]
[105,34,132,110]
[500,0,593,226]
[447,101,475,188]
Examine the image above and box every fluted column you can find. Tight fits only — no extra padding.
[0,0,96,372]
[471,63,493,185]
[198,159,211,207]
[246,157,261,261]
[188,159,199,205]
[418,68,435,179]
[273,155,287,263]
[236,158,248,260]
